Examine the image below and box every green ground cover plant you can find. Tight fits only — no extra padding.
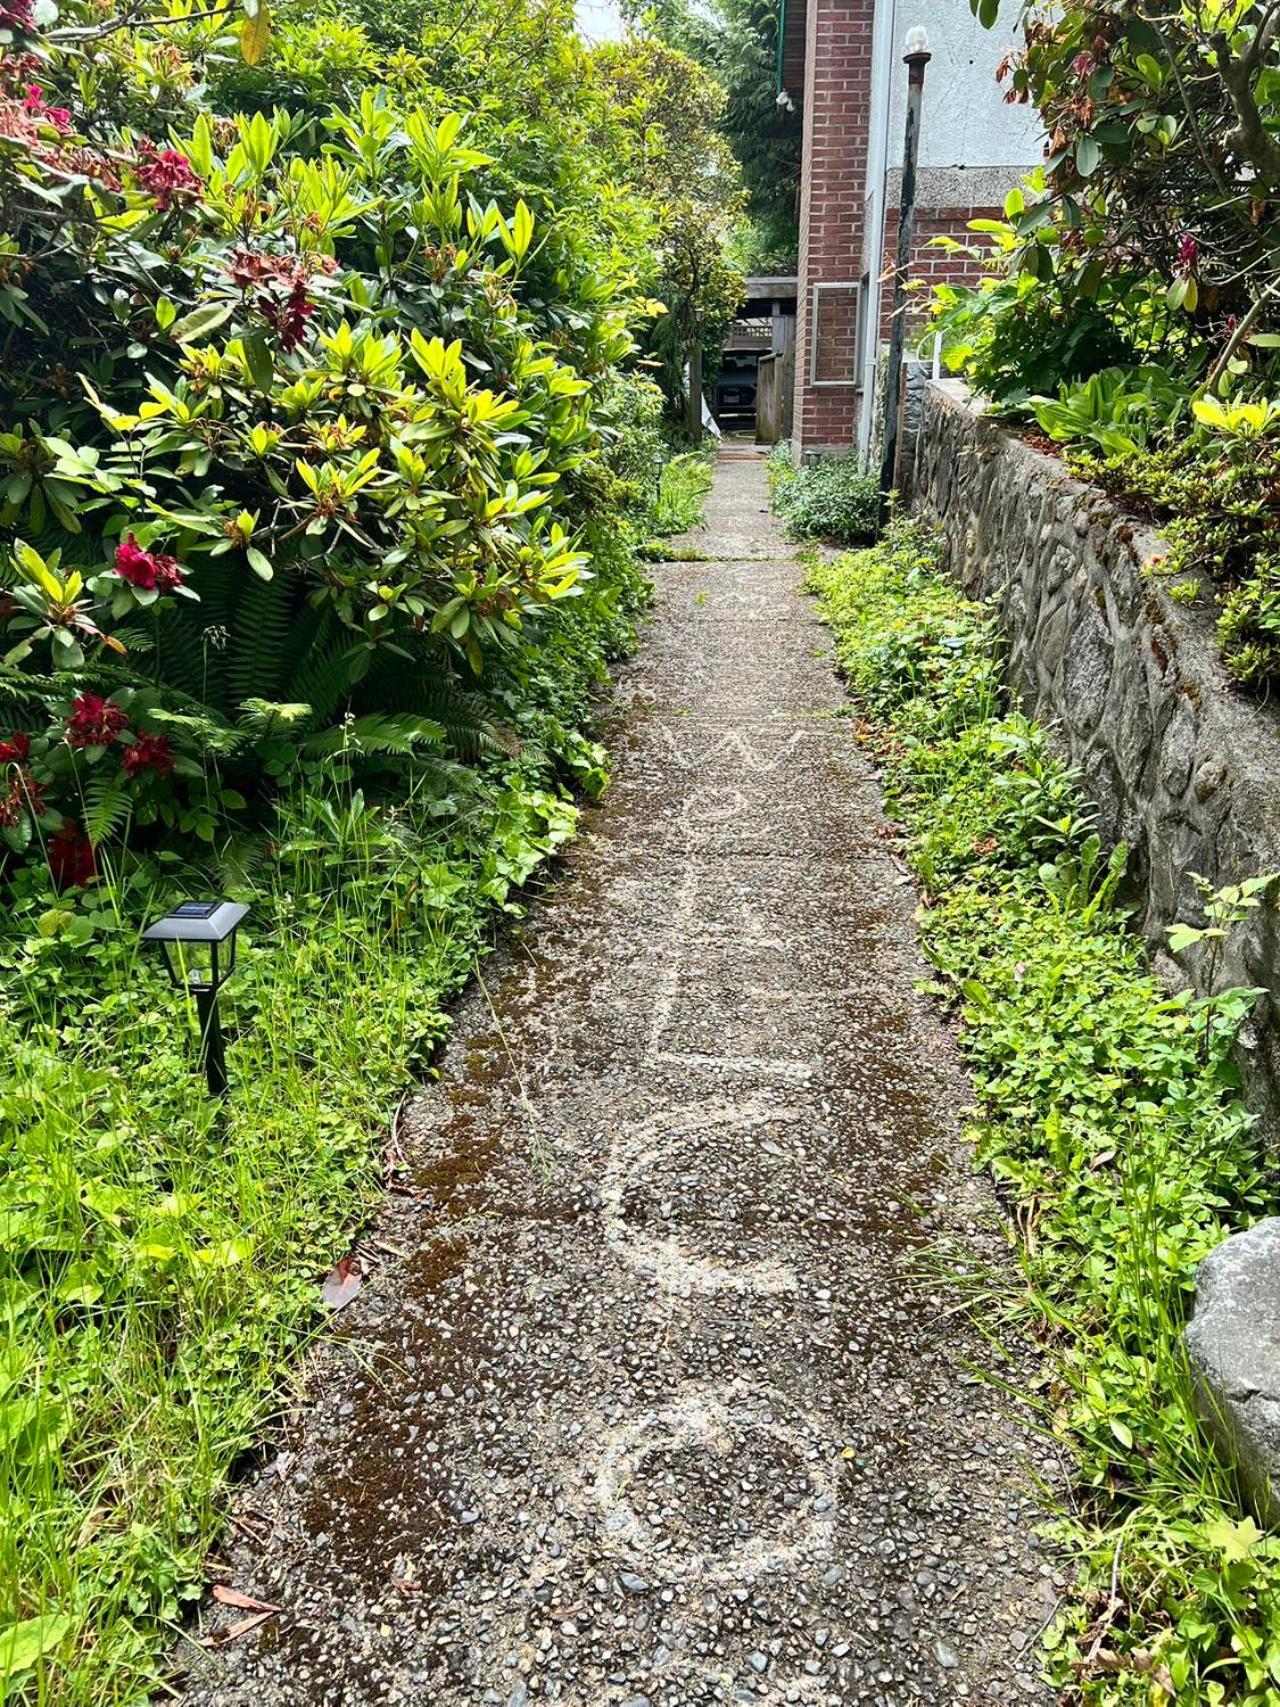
[809,519,1280,1704]
[1,547,641,1705]
[765,444,878,547]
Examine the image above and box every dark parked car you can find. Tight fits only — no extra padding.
[715,358,758,423]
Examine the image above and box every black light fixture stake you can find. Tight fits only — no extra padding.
[878,25,932,528]
[142,900,249,1097]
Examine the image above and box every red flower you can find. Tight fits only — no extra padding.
[121,732,174,778]
[66,693,128,749]
[1071,50,1096,78]
[0,730,30,764]
[48,821,96,889]
[22,85,69,131]
[227,248,335,352]
[0,770,41,826]
[134,140,201,212]
[0,0,35,33]
[1177,232,1198,270]
[114,533,183,592]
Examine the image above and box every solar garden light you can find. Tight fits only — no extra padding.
[142,900,248,1097]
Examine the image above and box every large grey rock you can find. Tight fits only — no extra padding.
[1186,1220,1280,1524]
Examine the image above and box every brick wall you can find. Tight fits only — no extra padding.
[792,0,875,458]
[876,205,1001,343]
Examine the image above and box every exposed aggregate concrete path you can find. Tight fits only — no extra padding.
[183,455,1061,1707]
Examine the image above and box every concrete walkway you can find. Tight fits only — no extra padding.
[184,457,1057,1706]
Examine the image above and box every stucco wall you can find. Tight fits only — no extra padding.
[907,380,1280,1126]
[883,0,1042,170]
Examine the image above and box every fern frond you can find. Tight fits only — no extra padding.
[79,775,135,846]
[300,713,446,759]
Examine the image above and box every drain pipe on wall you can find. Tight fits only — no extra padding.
[857,0,898,462]
[877,24,931,526]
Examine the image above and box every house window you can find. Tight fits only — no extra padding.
[809,280,863,388]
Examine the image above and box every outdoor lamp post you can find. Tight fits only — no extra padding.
[878,23,933,526]
[142,900,248,1096]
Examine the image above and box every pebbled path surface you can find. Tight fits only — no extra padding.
[182,456,1060,1707]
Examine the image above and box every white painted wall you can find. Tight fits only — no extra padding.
[855,0,1043,453]
[886,0,1042,169]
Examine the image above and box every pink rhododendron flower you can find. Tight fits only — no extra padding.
[121,732,174,778]
[66,693,128,749]
[114,533,183,592]
[22,85,69,129]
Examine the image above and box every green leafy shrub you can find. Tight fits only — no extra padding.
[0,0,676,885]
[771,452,878,546]
[925,0,1280,697]
[1032,365,1189,456]
[930,224,1138,409]
[811,520,1280,1706]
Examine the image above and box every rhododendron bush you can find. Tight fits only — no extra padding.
[0,0,663,880]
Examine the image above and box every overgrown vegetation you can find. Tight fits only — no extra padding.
[932,0,1280,691]
[0,0,733,1695]
[766,443,878,546]
[653,450,715,536]
[811,520,1280,1705]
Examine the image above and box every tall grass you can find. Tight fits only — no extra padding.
[652,451,715,536]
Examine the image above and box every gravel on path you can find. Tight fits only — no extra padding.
[181,456,1062,1707]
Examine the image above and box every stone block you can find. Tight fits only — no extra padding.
[1186,1220,1280,1526]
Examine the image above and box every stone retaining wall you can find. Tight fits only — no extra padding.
[906,379,1280,1128]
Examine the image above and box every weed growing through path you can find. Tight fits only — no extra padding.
[809,520,1280,1704]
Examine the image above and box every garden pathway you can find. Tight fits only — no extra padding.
[183,455,1059,1707]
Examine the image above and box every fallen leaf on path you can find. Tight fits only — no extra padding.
[211,1586,282,1614]
[221,1611,277,1643]
[320,1254,362,1309]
